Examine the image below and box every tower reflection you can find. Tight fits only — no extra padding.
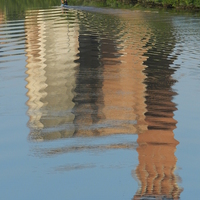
[72,11,149,136]
[99,12,149,135]
[24,9,183,198]
[25,10,150,139]
[25,9,79,140]
[72,21,103,136]
[134,19,182,199]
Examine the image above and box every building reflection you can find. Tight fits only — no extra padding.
[25,9,79,141]
[0,10,3,55]
[133,19,182,199]
[0,10,3,23]
[0,10,5,37]
[72,21,103,136]
[25,10,149,138]
[25,9,182,198]
[98,13,149,135]
[73,12,149,136]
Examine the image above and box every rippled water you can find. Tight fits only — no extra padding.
[1,4,200,200]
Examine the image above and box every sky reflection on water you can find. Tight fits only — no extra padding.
[1,4,200,200]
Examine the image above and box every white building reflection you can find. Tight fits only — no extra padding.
[25,9,79,140]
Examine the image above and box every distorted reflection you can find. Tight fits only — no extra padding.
[73,11,149,136]
[25,10,150,140]
[0,10,3,61]
[72,14,103,136]
[133,18,182,200]
[0,10,3,23]
[98,12,149,136]
[25,9,79,140]
[25,8,182,199]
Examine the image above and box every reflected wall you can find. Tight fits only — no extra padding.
[72,11,149,137]
[25,9,79,141]
[134,16,182,200]
[72,14,104,136]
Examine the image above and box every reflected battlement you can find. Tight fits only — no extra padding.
[134,131,181,200]
[133,17,182,200]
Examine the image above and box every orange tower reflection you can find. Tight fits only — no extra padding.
[134,110,181,199]
[134,21,182,199]
[99,14,149,135]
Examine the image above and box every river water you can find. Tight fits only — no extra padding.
[1,4,200,200]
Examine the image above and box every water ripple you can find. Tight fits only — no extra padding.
[2,7,197,199]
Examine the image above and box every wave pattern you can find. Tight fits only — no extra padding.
[134,13,182,200]
[1,6,186,199]
[25,8,79,140]
[24,8,152,140]
[0,11,26,116]
[73,11,150,137]
[23,8,183,198]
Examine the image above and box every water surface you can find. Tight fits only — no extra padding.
[1,3,200,200]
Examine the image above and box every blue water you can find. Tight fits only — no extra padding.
[1,5,200,200]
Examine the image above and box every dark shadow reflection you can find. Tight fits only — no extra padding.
[72,25,104,136]
[133,17,183,200]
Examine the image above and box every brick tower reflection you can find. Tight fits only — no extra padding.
[99,13,149,135]
[72,20,103,136]
[133,20,182,199]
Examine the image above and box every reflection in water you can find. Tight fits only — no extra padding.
[24,7,182,199]
[73,14,103,136]
[25,9,149,139]
[25,9,79,140]
[0,10,3,23]
[0,10,3,55]
[99,12,149,136]
[73,11,149,136]
[134,17,182,199]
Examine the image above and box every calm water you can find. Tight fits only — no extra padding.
[1,3,200,200]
